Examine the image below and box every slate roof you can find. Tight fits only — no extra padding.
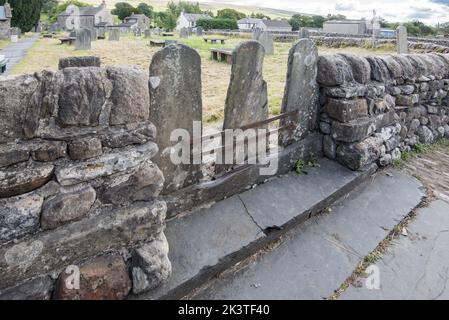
[259,20,292,29]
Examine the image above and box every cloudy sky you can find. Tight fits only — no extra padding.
[200,0,449,25]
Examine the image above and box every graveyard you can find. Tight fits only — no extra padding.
[9,31,398,124]
[1,0,449,305]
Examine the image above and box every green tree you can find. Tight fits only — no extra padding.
[0,0,42,32]
[197,18,238,30]
[216,8,245,21]
[250,12,271,20]
[41,0,58,14]
[327,14,347,21]
[311,15,326,28]
[137,2,154,19]
[167,1,202,16]
[111,2,136,21]
[289,14,313,31]
[155,11,177,30]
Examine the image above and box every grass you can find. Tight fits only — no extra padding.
[394,139,449,168]
[10,32,397,125]
[0,40,9,50]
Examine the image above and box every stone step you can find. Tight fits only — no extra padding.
[188,169,425,300]
[132,158,378,300]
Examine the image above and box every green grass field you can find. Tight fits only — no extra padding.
[10,32,396,125]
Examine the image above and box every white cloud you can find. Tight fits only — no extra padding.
[199,0,449,25]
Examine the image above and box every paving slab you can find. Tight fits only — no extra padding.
[239,158,360,229]
[137,196,264,299]
[191,169,424,300]
[135,158,375,299]
[341,199,449,300]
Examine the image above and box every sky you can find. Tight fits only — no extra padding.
[200,0,449,25]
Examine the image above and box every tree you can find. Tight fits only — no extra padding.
[216,8,245,21]
[289,14,313,31]
[0,0,42,32]
[111,2,136,21]
[327,14,347,21]
[197,18,238,30]
[137,3,154,19]
[167,1,202,16]
[250,12,271,20]
[155,11,177,30]
[41,0,58,14]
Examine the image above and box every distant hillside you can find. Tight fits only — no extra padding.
[76,0,305,19]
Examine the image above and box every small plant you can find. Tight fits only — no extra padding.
[295,153,319,175]
[393,158,404,168]
[363,251,381,265]
[295,159,307,174]
[412,143,429,154]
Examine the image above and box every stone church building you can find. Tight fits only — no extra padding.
[0,1,12,40]
[57,0,113,31]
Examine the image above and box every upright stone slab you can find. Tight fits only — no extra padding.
[144,29,151,38]
[69,31,76,38]
[396,26,408,54]
[223,41,268,129]
[256,32,274,55]
[135,28,142,37]
[252,28,262,40]
[180,27,189,38]
[98,28,106,39]
[149,44,202,193]
[75,28,91,50]
[280,39,319,146]
[154,27,161,36]
[89,28,97,41]
[109,28,120,41]
[299,28,310,39]
[196,27,204,37]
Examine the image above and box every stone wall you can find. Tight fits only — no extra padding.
[318,53,449,170]
[0,64,171,299]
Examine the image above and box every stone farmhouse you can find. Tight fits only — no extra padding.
[119,13,150,31]
[57,0,113,31]
[237,17,262,30]
[256,19,292,32]
[176,12,211,31]
[0,1,12,40]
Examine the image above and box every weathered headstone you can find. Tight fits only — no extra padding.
[135,28,142,37]
[252,28,262,40]
[196,27,204,37]
[89,28,97,41]
[58,56,101,70]
[98,28,106,39]
[154,27,161,36]
[396,25,408,54]
[280,39,319,146]
[180,27,189,38]
[256,31,274,55]
[149,44,203,193]
[223,41,268,129]
[75,28,92,50]
[69,31,76,38]
[144,29,151,38]
[299,28,310,39]
[109,28,120,41]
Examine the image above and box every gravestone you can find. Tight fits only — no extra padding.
[396,25,408,54]
[149,44,203,193]
[154,27,161,36]
[256,31,274,55]
[180,27,189,38]
[69,31,76,38]
[299,28,310,39]
[252,28,262,40]
[144,29,151,38]
[223,41,268,129]
[75,28,92,50]
[196,27,204,37]
[280,39,319,146]
[89,28,97,41]
[109,28,120,41]
[58,56,101,69]
[98,28,106,39]
[165,40,177,46]
[135,28,142,37]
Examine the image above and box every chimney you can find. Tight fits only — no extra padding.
[100,0,106,8]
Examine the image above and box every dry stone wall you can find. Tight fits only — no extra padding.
[0,62,171,299]
[318,53,449,170]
